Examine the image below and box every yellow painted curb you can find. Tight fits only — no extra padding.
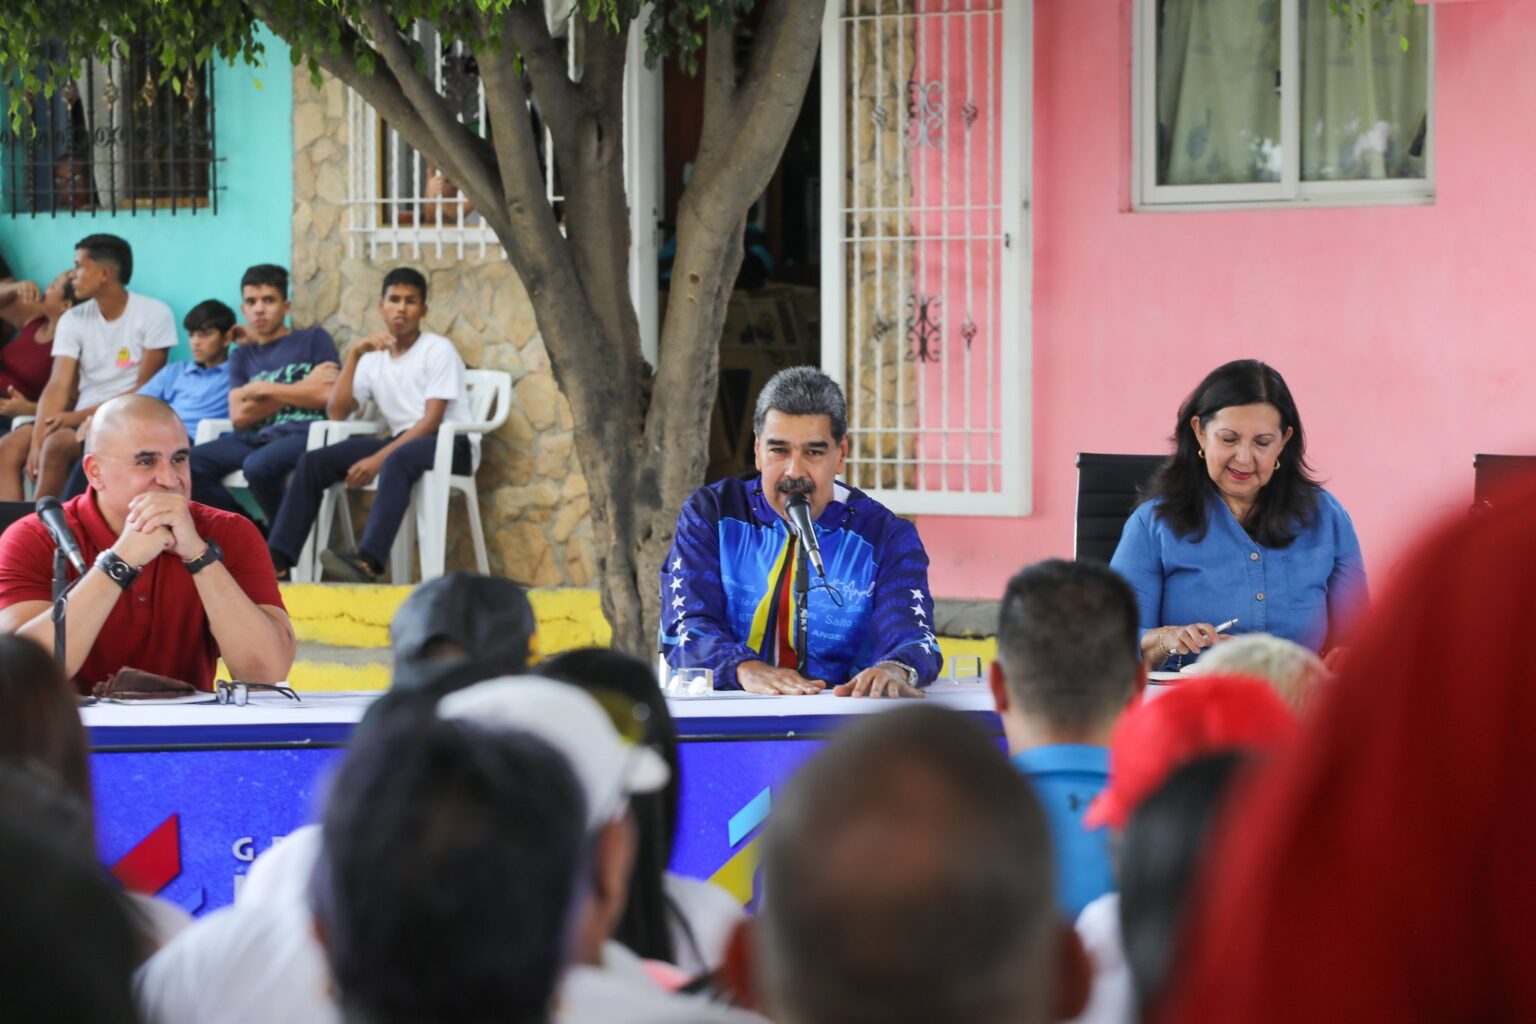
[280,583,614,651]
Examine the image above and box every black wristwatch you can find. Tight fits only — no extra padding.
[184,539,224,575]
[94,550,141,590]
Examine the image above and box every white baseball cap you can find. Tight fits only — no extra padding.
[437,676,670,829]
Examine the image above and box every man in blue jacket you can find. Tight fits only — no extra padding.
[660,366,942,697]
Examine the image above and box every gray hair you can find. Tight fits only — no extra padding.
[753,366,848,442]
[1185,633,1328,713]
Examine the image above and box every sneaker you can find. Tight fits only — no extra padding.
[320,548,381,583]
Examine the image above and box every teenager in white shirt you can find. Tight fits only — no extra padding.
[265,267,476,581]
[1,234,173,499]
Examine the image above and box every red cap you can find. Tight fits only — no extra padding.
[1083,675,1298,830]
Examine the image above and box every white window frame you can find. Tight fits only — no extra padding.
[1132,0,1435,212]
[819,0,1033,517]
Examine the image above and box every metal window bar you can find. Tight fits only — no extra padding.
[836,0,1007,502]
[1,39,219,217]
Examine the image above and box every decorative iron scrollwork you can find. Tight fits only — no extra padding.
[906,294,942,363]
[905,80,945,151]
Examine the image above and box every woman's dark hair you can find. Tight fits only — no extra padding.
[0,635,93,813]
[538,647,695,966]
[1143,360,1321,547]
[1119,751,1254,1022]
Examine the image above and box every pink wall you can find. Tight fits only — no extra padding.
[917,0,1536,600]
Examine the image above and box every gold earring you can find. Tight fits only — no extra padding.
[1275,458,1282,469]
[1198,448,1206,460]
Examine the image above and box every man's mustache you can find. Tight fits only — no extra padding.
[776,477,815,495]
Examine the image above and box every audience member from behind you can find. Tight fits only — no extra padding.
[26,234,176,498]
[0,395,295,693]
[388,571,539,696]
[440,676,766,1024]
[1118,751,1253,1022]
[542,647,746,977]
[0,271,73,432]
[188,263,340,523]
[991,558,1145,920]
[311,711,587,1024]
[1182,632,1327,713]
[0,781,143,1023]
[1161,475,1536,1023]
[753,705,1085,1024]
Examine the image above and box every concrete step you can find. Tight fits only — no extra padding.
[270,583,997,693]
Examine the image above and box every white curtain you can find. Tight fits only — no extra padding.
[1300,0,1429,181]
[78,49,130,211]
[1156,0,1281,186]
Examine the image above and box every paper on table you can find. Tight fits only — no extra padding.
[96,693,218,706]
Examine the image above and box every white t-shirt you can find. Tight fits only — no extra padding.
[665,873,747,977]
[352,332,479,469]
[559,940,770,1024]
[52,292,177,409]
[1065,892,1134,1024]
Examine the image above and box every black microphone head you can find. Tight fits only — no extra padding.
[786,492,811,510]
[35,495,62,514]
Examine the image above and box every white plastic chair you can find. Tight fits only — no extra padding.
[11,415,36,501]
[194,417,333,583]
[313,369,510,583]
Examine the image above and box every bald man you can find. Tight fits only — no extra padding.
[0,395,294,692]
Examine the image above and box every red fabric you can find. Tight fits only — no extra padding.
[1083,674,1298,830]
[0,317,55,401]
[1159,475,1536,1024]
[0,492,284,693]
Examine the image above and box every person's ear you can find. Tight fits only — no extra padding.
[718,918,764,1012]
[989,660,1010,715]
[1189,415,1206,449]
[1052,921,1092,1022]
[81,453,104,492]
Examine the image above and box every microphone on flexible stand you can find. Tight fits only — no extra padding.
[36,496,87,574]
[785,493,825,577]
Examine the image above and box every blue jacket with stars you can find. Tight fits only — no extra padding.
[659,475,943,690]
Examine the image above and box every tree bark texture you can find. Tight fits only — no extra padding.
[260,0,826,654]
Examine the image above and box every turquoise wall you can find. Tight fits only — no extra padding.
[0,29,292,360]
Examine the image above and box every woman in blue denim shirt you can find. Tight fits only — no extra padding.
[1111,361,1368,669]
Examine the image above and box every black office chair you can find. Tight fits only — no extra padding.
[1471,454,1536,515]
[1074,453,1165,563]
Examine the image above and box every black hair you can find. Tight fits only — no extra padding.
[1142,360,1321,548]
[312,712,586,1024]
[1119,750,1254,1022]
[997,559,1141,739]
[75,233,133,285]
[381,267,428,301]
[183,299,237,336]
[539,647,688,966]
[760,706,1056,1024]
[240,263,290,299]
[0,770,143,1021]
[0,634,93,812]
[59,275,77,306]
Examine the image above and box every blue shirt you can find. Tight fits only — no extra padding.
[227,327,339,438]
[660,475,943,689]
[138,361,230,442]
[1110,489,1368,659]
[1012,745,1114,920]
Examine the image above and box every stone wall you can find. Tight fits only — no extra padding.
[843,2,919,490]
[288,69,594,587]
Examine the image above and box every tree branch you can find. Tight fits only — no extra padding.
[499,0,590,160]
[353,3,502,208]
[695,20,738,179]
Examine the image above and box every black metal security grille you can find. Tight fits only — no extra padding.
[1,39,222,217]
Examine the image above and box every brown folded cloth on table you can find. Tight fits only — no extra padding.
[92,667,198,701]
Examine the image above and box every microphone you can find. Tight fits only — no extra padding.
[35,496,87,574]
[785,493,825,577]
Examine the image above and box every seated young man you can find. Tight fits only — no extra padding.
[60,299,239,501]
[0,395,295,693]
[6,235,174,498]
[265,268,476,582]
[989,558,1147,920]
[188,264,339,524]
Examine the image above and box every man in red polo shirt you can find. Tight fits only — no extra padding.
[0,394,294,692]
